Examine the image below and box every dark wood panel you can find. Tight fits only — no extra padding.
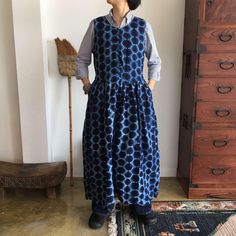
[197,78,236,101]
[194,129,236,155]
[196,101,236,122]
[198,53,236,76]
[192,155,236,183]
[183,0,199,52]
[177,53,197,184]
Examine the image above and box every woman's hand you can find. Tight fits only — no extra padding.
[148,79,156,91]
[82,78,91,95]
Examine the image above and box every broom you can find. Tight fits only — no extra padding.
[54,38,78,186]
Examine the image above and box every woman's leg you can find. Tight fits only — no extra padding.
[91,200,114,216]
[131,201,157,225]
[89,200,114,229]
[131,202,152,215]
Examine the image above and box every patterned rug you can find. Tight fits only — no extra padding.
[107,199,236,236]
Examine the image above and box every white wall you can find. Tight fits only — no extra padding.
[44,0,185,177]
[12,0,50,163]
[0,0,22,163]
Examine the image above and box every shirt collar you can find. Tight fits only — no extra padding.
[106,8,134,27]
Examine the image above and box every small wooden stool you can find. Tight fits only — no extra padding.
[0,161,67,200]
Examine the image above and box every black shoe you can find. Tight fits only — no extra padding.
[137,211,157,225]
[88,212,107,229]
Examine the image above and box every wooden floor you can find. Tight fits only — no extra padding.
[0,177,188,236]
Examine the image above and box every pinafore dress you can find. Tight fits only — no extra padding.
[82,16,160,213]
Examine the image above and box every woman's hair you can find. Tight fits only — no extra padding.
[127,0,141,10]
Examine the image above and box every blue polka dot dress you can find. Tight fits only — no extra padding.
[82,16,160,213]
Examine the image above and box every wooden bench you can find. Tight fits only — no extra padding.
[0,161,67,199]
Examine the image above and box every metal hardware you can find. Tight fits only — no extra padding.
[215,109,231,117]
[194,96,202,103]
[212,139,228,147]
[206,0,214,7]
[189,182,198,188]
[197,43,207,53]
[219,61,235,70]
[190,151,198,160]
[216,85,233,94]
[209,167,227,175]
[192,122,202,130]
[179,109,183,123]
[218,32,233,42]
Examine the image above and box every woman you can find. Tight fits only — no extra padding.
[76,0,162,229]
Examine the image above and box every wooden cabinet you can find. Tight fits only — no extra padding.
[177,0,236,198]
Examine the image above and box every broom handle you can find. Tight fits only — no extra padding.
[68,77,74,186]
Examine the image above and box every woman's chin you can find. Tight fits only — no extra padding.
[106,0,113,5]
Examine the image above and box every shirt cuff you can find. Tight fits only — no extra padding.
[75,69,89,80]
[75,59,89,80]
[148,67,161,82]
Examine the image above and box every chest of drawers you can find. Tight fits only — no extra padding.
[177,0,236,198]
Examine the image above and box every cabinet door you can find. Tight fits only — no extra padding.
[202,0,236,24]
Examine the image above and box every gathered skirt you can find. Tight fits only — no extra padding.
[82,76,160,212]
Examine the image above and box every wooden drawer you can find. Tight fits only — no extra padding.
[197,78,236,101]
[199,27,236,52]
[193,129,236,155]
[192,155,236,184]
[196,101,236,123]
[200,27,236,45]
[198,53,236,76]
[201,0,236,24]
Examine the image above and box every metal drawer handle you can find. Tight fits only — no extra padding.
[218,33,233,42]
[213,139,228,147]
[216,86,233,94]
[209,167,227,175]
[219,62,235,70]
[206,0,214,7]
[215,109,231,117]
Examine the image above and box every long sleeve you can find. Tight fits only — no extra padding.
[76,20,94,80]
[145,22,162,82]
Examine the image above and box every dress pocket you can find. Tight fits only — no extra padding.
[144,80,152,93]
[88,79,96,96]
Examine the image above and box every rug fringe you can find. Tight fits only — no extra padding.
[107,199,121,236]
